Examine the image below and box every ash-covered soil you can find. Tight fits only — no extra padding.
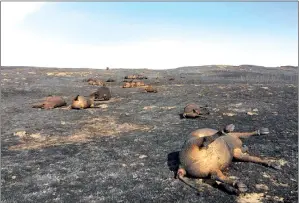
[1,65,298,203]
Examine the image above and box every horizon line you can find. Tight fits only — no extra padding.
[2,64,298,70]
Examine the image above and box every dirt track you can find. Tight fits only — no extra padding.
[1,65,298,203]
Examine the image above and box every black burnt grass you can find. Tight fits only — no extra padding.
[1,65,298,203]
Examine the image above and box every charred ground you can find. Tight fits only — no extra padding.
[1,65,298,203]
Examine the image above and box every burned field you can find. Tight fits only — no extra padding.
[1,65,298,203]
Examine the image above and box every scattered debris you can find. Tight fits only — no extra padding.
[255,184,269,191]
[237,193,264,203]
[14,131,27,138]
[217,85,226,89]
[290,178,297,182]
[276,182,289,187]
[139,155,148,159]
[212,108,220,112]
[229,108,247,113]
[98,104,108,109]
[262,172,271,178]
[223,112,236,117]
[277,158,288,166]
[273,196,284,202]
[247,111,258,116]
[160,106,176,110]
[229,176,239,180]
[143,106,157,110]
[265,195,284,202]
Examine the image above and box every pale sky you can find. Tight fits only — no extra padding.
[1,2,298,69]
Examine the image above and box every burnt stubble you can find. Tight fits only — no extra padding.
[1,65,298,203]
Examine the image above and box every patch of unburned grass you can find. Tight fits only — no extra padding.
[9,116,151,151]
[46,71,91,77]
[82,117,151,136]
[143,106,157,110]
[237,193,264,203]
[238,193,283,203]
[143,106,177,110]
